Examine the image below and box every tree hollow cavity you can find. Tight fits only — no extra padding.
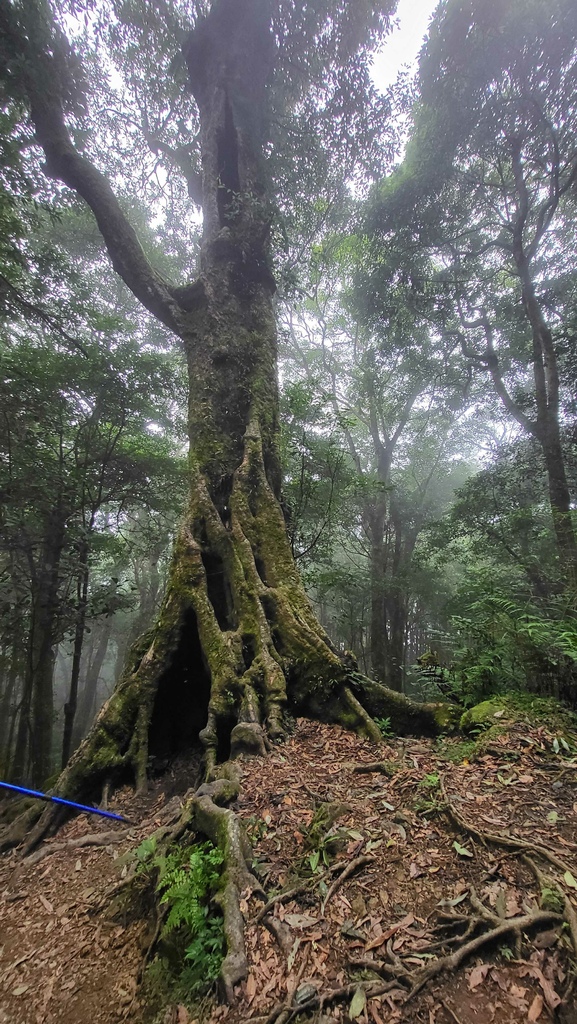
[148,609,211,761]
[201,550,238,630]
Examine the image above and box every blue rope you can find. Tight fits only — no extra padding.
[0,780,130,823]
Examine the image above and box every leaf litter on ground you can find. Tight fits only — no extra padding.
[0,718,576,1024]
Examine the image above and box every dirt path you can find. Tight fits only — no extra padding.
[1,720,576,1024]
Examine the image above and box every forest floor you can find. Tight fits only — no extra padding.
[1,717,577,1024]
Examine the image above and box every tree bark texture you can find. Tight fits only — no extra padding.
[10,521,64,786]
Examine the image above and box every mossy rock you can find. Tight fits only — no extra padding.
[460,697,513,733]
[460,692,576,735]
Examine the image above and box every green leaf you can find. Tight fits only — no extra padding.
[349,986,366,1019]
[453,841,473,858]
[136,837,157,862]
[564,871,577,890]
[309,850,320,873]
[546,811,558,824]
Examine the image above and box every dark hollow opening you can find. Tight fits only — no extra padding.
[201,550,237,630]
[213,473,233,528]
[217,94,240,227]
[242,633,256,670]
[259,591,276,621]
[259,592,284,657]
[216,712,237,763]
[148,610,212,762]
[254,553,268,586]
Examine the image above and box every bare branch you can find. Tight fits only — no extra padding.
[0,1,186,334]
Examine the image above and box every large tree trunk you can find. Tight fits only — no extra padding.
[0,0,454,855]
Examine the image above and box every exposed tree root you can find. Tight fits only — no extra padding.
[0,423,456,860]
[522,854,577,957]
[99,764,261,1003]
[263,978,401,1024]
[564,896,577,959]
[21,829,130,866]
[136,765,262,1002]
[347,895,565,1007]
[440,776,575,875]
[321,853,376,913]
[404,907,564,1001]
[351,761,399,776]
[262,915,293,956]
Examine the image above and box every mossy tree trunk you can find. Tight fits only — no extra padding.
[0,0,455,850]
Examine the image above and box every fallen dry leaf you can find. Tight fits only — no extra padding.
[409,861,426,879]
[528,993,544,1021]
[468,963,492,989]
[245,974,257,1004]
[38,894,54,914]
[518,966,561,1010]
[284,914,319,929]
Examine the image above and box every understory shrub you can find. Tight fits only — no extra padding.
[138,837,225,1012]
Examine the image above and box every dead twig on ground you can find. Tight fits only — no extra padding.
[321,854,376,913]
[441,998,464,1024]
[253,860,344,924]
[350,762,399,776]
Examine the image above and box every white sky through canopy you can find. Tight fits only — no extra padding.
[371,0,440,91]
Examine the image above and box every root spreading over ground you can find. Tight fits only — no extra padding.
[1,718,576,1024]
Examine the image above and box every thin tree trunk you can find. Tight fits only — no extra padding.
[510,142,577,589]
[14,521,66,787]
[61,547,90,768]
[72,617,112,748]
[11,667,33,784]
[0,656,19,768]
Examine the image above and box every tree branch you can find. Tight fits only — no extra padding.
[0,272,89,356]
[0,1,186,334]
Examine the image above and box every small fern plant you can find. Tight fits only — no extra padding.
[156,841,225,994]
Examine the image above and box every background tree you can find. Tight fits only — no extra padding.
[281,245,475,691]
[361,0,577,590]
